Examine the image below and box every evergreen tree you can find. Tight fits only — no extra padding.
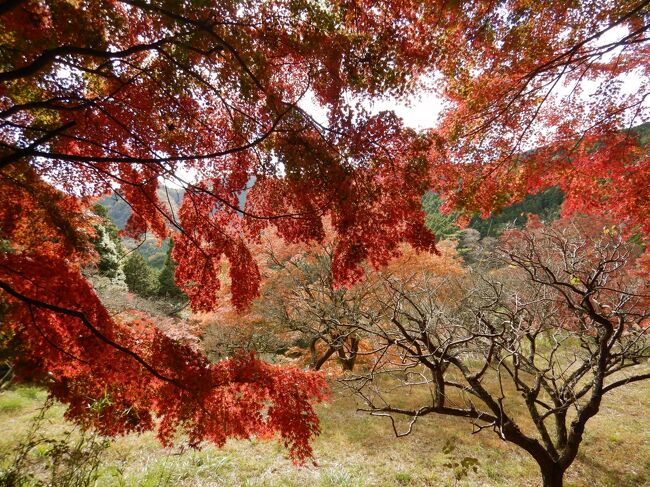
[422,192,461,241]
[123,252,158,297]
[91,204,126,284]
[157,240,187,301]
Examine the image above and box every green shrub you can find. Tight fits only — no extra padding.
[123,252,158,297]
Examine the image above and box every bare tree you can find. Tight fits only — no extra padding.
[262,242,381,372]
[342,217,650,487]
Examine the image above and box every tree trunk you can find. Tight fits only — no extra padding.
[498,421,565,487]
[309,337,337,370]
[338,351,355,371]
[540,465,564,487]
[337,336,359,371]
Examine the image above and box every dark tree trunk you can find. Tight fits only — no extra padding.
[308,337,337,370]
[498,421,565,487]
[337,336,359,371]
[540,464,564,487]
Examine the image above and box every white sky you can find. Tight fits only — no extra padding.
[367,94,446,130]
[297,82,446,131]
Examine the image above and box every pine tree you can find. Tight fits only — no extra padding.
[157,240,186,301]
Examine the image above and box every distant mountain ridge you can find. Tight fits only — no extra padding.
[97,186,184,269]
[99,124,649,241]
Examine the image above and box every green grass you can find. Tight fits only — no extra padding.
[1,379,649,486]
[0,385,43,412]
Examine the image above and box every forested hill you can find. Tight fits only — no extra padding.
[99,180,253,231]
[96,186,184,269]
[98,185,253,269]
[468,186,563,238]
[468,121,650,237]
[631,121,650,144]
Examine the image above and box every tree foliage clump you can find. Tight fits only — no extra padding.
[90,204,126,284]
[422,192,461,242]
[157,240,187,302]
[123,252,158,297]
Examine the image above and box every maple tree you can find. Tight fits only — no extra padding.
[0,0,649,464]
[428,2,650,232]
[344,216,650,487]
[203,226,465,373]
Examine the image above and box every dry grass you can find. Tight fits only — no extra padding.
[0,377,648,486]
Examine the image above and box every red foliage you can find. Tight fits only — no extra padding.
[0,167,326,461]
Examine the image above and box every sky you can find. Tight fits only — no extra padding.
[297,80,446,131]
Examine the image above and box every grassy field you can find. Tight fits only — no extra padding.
[0,379,649,487]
